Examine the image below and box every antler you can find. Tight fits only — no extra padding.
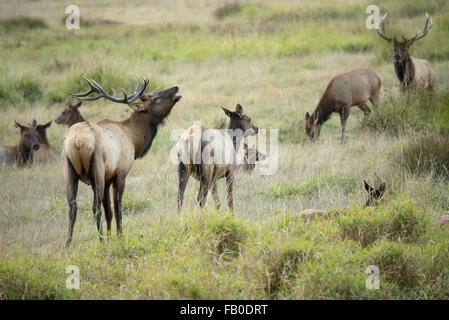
[408,12,434,44]
[71,75,149,104]
[377,13,392,42]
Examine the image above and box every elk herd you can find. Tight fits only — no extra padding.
[0,12,439,246]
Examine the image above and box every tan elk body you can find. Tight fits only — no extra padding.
[305,68,381,143]
[377,12,435,92]
[176,104,259,211]
[63,76,182,247]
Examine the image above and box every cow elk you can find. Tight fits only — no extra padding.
[377,12,435,92]
[63,76,182,247]
[176,104,258,212]
[0,120,40,169]
[32,120,58,164]
[55,101,85,127]
[305,68,381,143]
[364,180,386,207]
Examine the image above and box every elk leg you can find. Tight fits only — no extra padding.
[177,162,189,212]
[65,160,79,248]
[358,103,371,118]
[197,179,209,209]
[113,177,125,235]
[103,183,113,238]
[340,105,350,144]
[211,183,221,209]
[226,171,234,212]
[91,165,105,242]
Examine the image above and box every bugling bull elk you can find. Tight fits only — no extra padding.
[176,104,259,212]
[63,76,182,247]
[0,120,40,169]
[305,68,381,143]
[33,120,58,164]
[377,12,435,92]
[55,101,85,127]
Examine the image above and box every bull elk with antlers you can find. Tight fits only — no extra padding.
[63,76,182,247]
[377,12,435,92]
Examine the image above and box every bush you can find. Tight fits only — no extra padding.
[393,133,449,179]
[214,2,242,20]
[338,201,428,247]
[370,241,419,289]
[0,17,47,32]
[0,75,43,108]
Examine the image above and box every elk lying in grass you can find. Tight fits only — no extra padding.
[242,143,266,172]
[297,179,387,221]
[63,76,182,247]
[32,120,58,164]
[364,180,386,207]
[0,120,40,169]
[305,68,381,143]
[55,101,85,127]
[176,104,258,212]
[377,12,435,92]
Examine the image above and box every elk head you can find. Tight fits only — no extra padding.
[222,104,258,137]
[364,180,386,207]
[243,143,266,172]
[377,12,434,65]
[72,76,182,124]
[34,120,52,144]
[305,111,321,142]
[55,101,83,127]
[14,119,40,151]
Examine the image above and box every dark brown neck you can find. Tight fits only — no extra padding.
[395,56,414,88]
[121,112,164,159]
[37,132,49,145]
[313,94,334,125]
[16,143,33,167]
[69,113,85,127]
[226,124,244,152]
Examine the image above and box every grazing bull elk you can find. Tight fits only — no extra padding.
[305,68,381,143]
[55,101,85,127]
[176,104,258,212]
[33,120,58,164]
[377,12,435,92]
[63,76,182,247]
[0,120,40,168]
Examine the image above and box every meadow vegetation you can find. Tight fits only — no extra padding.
[0,0,449,299]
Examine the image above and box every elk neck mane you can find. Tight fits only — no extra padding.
[16,143,33,166]
[122,110,171,160]
[394,56,415,88]
[313,88,334,125]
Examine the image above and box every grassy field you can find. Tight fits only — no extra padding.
[1,0,449,299]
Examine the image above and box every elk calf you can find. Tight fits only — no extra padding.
[364,180,386,207]
[377,12,435,92]
[0,120,40,169]
[305,68,381,143]
[63,76,182,247]
[55,101,85,127]
[33,120,58,164]
[176,104,259,212]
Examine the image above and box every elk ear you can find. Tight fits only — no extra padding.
[13,120,24,130]
[305,112,310,121]
[44,120,52,129]
[378,182,387,195]
[235,104,243,115]
[128,101,146,112]
[364,180,374,193]
[222,107,234,118]
[243,143,248,151]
